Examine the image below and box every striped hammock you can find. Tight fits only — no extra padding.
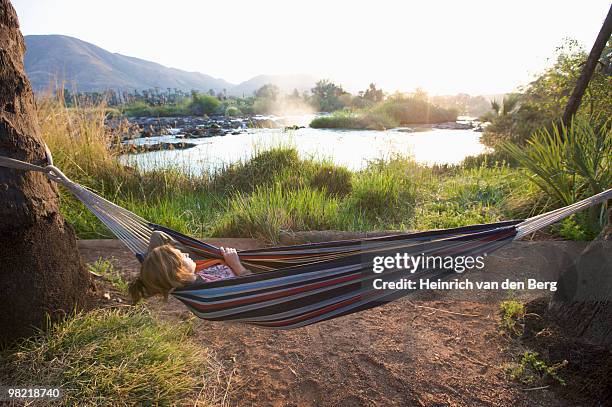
[1,152,610,329]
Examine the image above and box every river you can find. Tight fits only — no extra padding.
[120,115,488,174]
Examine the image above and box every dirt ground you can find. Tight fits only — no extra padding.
[78,239,597,407]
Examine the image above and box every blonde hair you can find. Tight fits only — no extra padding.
[129,244,195,303]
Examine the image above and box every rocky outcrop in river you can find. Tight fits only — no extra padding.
[110,115,284,143]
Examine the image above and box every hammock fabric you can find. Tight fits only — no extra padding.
[1,152,610,329]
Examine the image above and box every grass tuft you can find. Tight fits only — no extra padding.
[213,184,343,243]
[309,164,353,197]
[211,147,300,195]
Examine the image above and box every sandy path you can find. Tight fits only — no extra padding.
[79,239,575,407]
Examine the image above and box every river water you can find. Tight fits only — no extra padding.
[120,115,488,174]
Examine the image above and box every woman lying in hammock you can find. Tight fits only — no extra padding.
[129,231,251,303]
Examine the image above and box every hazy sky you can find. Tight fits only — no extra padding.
[12,0,611,95]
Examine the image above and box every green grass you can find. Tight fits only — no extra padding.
[309,164,353,197]
[55,145,534,243]
[211,146,301,195]
[1,308,230,406]
[213,184,344,244]
[38,94,564,244]
[88,258,128,294]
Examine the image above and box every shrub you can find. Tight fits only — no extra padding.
[189,94,221,116]
[309,110,397,130]
[310,164,352,196]
[503,118,611,235]
[499,299,525,334]
[225,106,242,117]
[376,96,457,125]
[509,351,566,385]
[213,184,342,243]
[212,147,301,194]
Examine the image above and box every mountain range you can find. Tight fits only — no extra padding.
[24,35,317,96]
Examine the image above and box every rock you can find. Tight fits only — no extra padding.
[433,122,474,130]
[248,118,279,129]
[284,125,305,131]
[124,142,197,154]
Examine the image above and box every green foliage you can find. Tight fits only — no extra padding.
[309,164,353,197]
[225,106,242,116]
[121,100,193,117]
[311,79,348,112]
[376,93,457,125]
[461,149,518,168]
[213,184,343,243]
[223,96,256,116]
[121,93,225,117]
[503,118,611,233]
[509,351,566,386]
[1,308,225,406]
[252,97,276,115]
[310,110,397,130]
[553,213,600,241]
[211,147,301,194]
[482,39,612,147]
[309,90,458,130]
[412,163,524,230]
[349,167,416,223]
[88,257,128,294]
[499,300,525,334]
[189,93,221,116]
[491,94,521,116]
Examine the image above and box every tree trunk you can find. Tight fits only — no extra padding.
[561,4,612,127]
[549,210,612,347]
[0,0,89,344]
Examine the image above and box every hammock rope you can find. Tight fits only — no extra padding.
[1,152,610,329]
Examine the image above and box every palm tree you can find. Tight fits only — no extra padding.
[490,94,520,116]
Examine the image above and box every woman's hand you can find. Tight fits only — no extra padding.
[220,247,251,276]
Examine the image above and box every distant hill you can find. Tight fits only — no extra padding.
[24,35,317,96]
[24,35,233,93]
